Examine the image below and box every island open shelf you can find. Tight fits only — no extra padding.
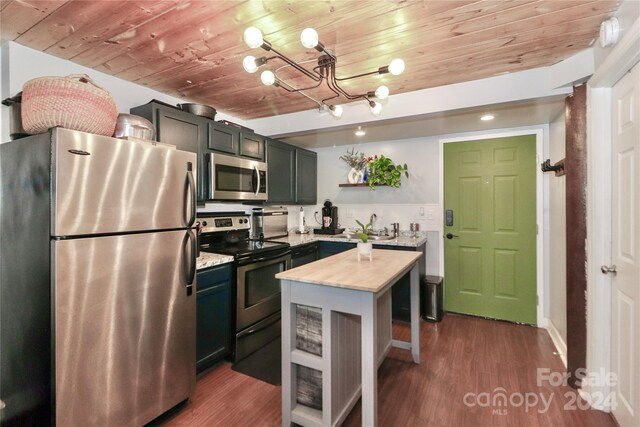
[277,248,422,426]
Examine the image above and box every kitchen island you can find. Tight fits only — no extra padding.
[276,248,422,427]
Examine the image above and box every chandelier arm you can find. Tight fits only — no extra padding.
[268,46,322,82]
[321,93,341,105]
[276,79,323,107]
[334,69,381,81]
[327,64,368,101]
[276,77,324,93]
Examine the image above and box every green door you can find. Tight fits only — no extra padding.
[444,135,537,324]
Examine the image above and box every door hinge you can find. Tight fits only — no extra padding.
[536,224,539,235]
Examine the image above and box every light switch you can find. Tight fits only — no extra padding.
[419,207,425,216]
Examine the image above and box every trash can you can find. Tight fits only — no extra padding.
[421,275,443,322]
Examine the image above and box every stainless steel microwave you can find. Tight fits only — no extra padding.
[206,153,268,201]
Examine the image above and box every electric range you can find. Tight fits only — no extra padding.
[197,212,290,363]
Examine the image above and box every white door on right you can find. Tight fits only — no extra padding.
[611,61,640,427]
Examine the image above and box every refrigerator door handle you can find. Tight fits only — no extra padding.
[186,162,196,227]
[185,229,196,295]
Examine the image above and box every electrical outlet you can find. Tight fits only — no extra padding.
[346,208,354,218]
[427,209,435,220]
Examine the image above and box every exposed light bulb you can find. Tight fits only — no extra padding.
[244,27,263,49]
[260,70,275,86]
[369,101,382,116]
[480,114,495,121]
[355,126,366,136]
[375,85,389,100]
[300,28,319,49]
[243,56,259,73]
[330,105,343,119]
[388,58,405,76]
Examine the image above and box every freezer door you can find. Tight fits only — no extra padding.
[52,129,197,236]
[53,230,196,427]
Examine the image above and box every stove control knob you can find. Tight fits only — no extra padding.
[202,221,208,226]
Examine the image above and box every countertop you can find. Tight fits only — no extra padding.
[276,248,422,293]
[270,232,428,248]
[196,252,234,270]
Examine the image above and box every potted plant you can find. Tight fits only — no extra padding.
[366,155,409,190]
[339,148,368,184]
[355,219,373,261]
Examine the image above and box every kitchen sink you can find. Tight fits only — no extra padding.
[367,235,394,241]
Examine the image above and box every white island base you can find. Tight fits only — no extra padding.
[277,249,422,427]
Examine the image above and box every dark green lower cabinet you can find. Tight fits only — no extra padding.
[319,241,425,321]
[196,264,232,373]
[319,241,356,258]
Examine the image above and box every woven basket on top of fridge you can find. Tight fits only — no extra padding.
[21,74,118,137]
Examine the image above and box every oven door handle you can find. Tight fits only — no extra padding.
[236,251,291,267]
[236,312,281,339]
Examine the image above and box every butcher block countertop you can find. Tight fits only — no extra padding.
[276,248,422,293]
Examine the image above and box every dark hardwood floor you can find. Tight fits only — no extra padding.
[159,314,615,427]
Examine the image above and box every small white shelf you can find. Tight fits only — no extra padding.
[291,404,323,427]
[291,349,322,370]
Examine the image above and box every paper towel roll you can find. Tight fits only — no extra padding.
[298,207,305,233]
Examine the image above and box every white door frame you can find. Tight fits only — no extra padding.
[585,17,640,412]
[439,128,546,326]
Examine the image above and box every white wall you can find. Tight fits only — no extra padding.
[0,42,248,143]
[547,111,567,352]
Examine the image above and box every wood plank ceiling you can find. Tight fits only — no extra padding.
[1,0,620,119]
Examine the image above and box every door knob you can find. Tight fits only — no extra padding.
[601,265,617,275]
[446,233,459,239]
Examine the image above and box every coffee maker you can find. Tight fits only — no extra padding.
[315,200,344,235]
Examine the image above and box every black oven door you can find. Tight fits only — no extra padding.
[236,251,290,332]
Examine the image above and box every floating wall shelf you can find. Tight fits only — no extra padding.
[338,183,388,188]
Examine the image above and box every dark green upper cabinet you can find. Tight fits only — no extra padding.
[208,121,239,156]
[208,123,265,161]
[295,148,317,205]
[130,101,207,202]
[266,139,296,204]
[239,131,265,161]
[266,140,317,205]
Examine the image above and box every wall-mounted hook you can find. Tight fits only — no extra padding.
[541,158,565,176]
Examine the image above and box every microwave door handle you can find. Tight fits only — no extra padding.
[254,165,260,197]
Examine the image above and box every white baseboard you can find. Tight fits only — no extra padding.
[544,318,567,368]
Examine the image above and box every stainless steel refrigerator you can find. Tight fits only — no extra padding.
[0,128,197,426]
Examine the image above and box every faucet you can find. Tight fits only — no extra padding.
[370,213,377,228]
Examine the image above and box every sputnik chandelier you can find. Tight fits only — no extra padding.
[242,27,405,119]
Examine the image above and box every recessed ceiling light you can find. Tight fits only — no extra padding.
[355,126,366,136]
[480,114,495,121]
